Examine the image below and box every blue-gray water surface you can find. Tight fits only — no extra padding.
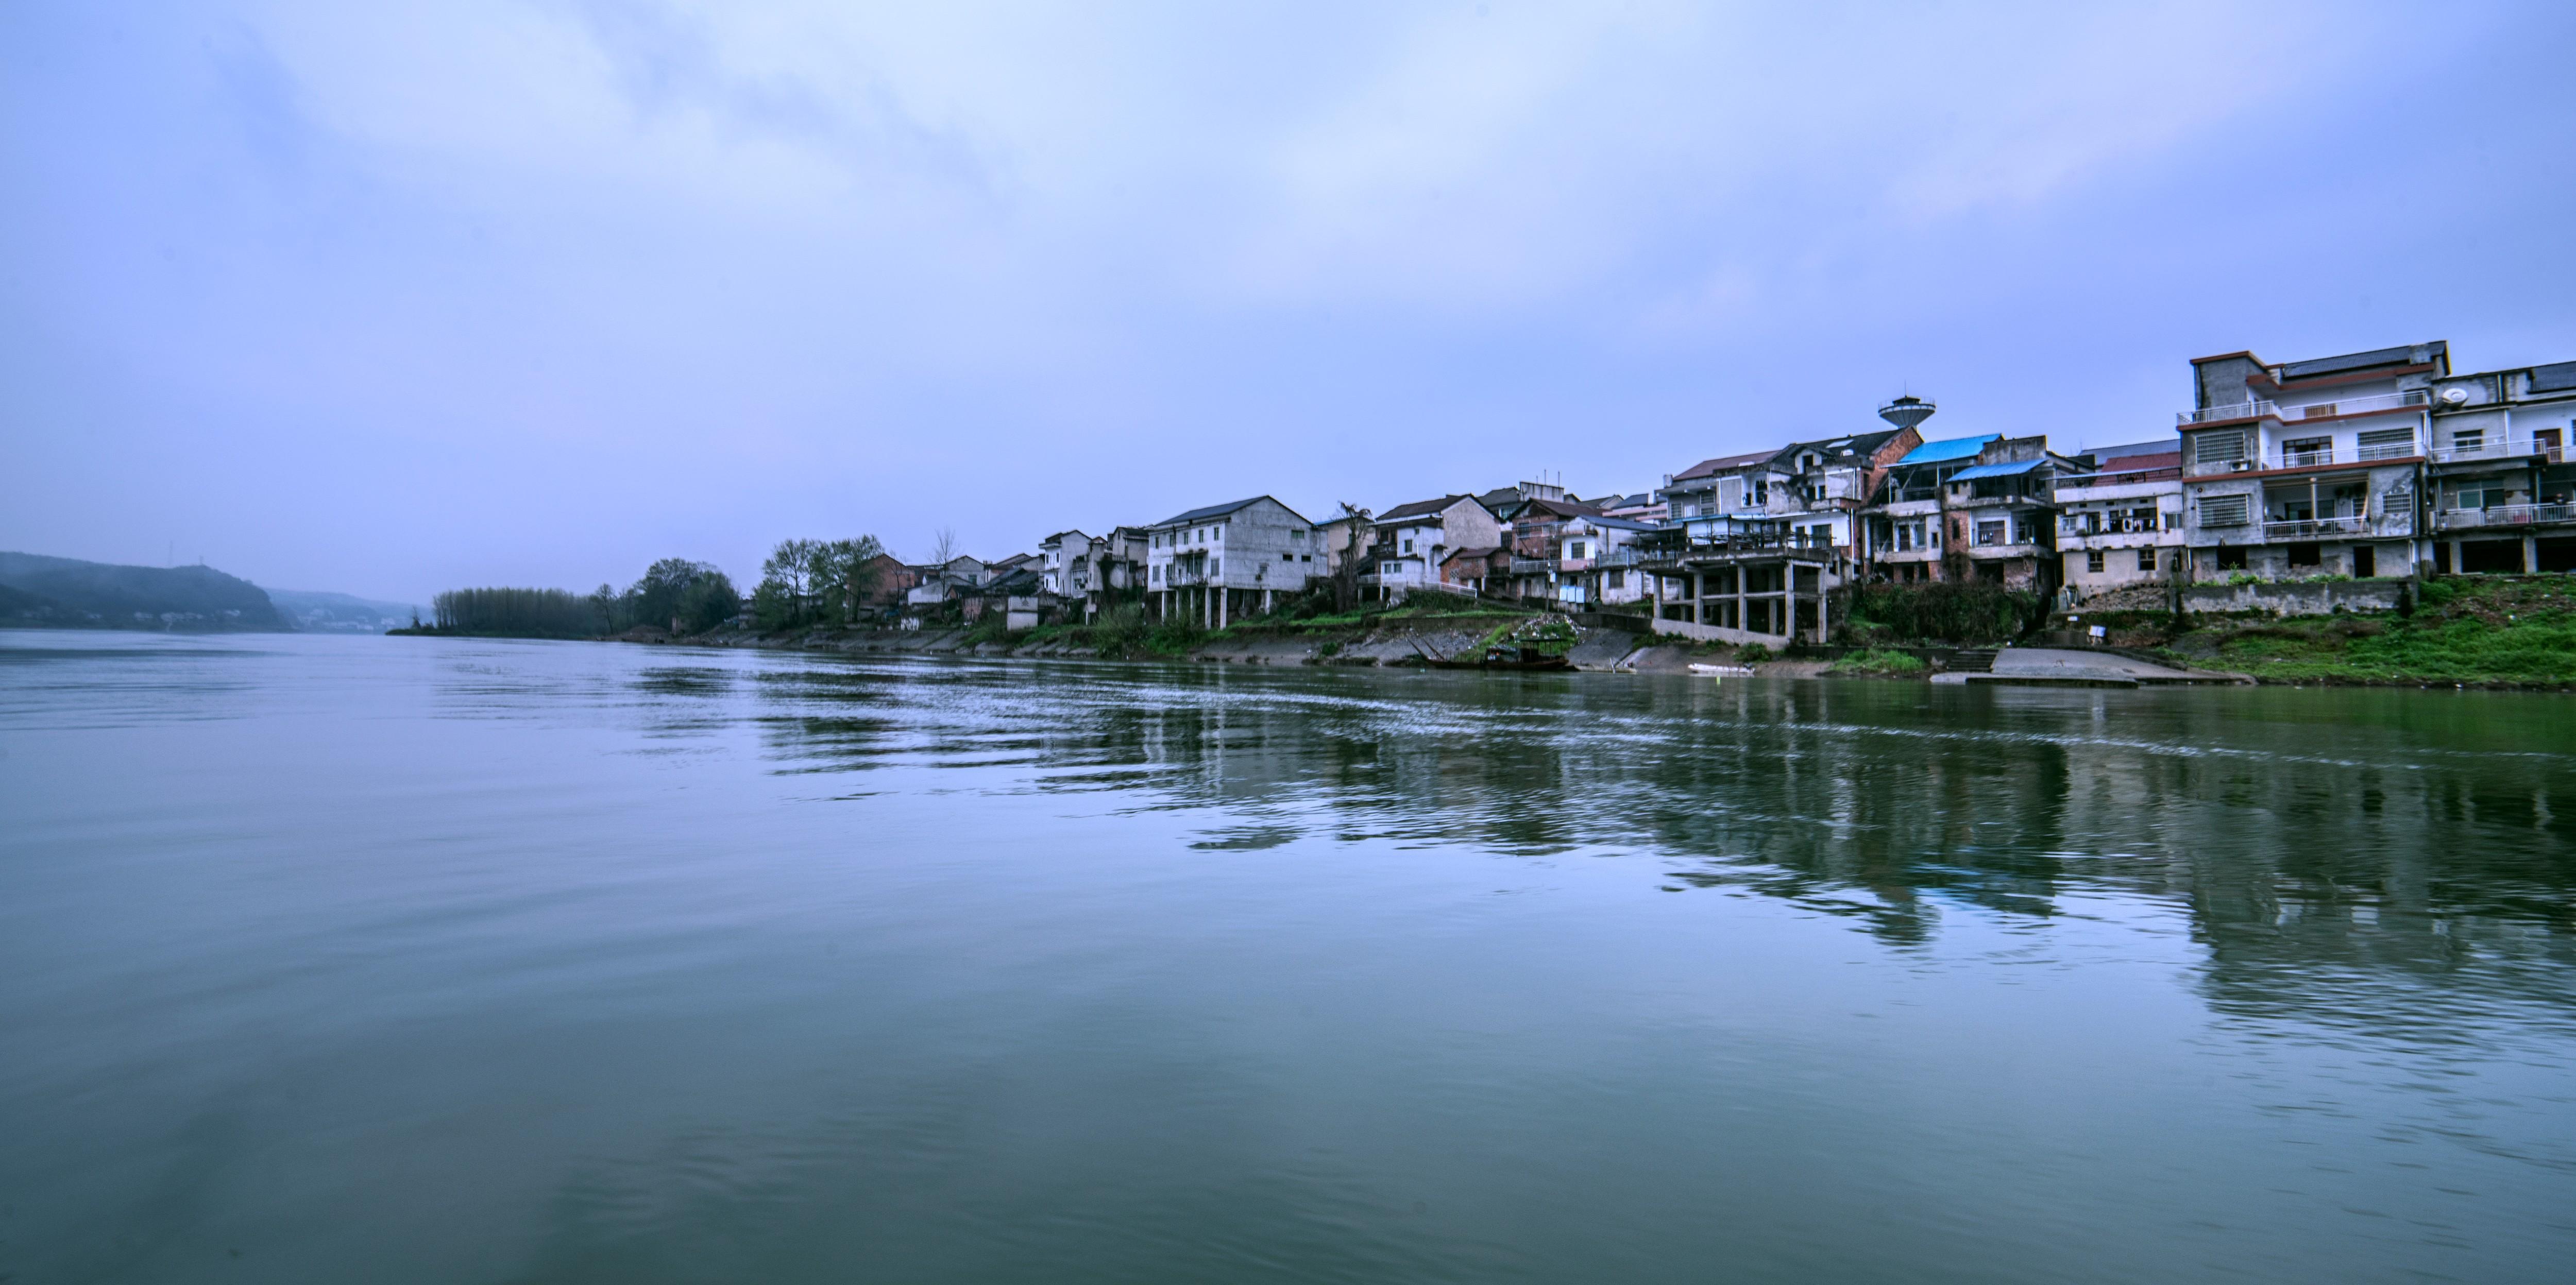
[3,631,2574,1283]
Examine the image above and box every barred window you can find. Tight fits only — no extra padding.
[2194,431,2247,465]
[2199,494,2251,526]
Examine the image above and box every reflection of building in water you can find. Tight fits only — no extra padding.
[754,660,2575,1041]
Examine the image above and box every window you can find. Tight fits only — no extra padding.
[2199,494,2251,526]
[1570,541,1588,559]
[1401,538,1414,555]
[2452,429,2486,454]
[1301,554,1312,562]
[1151,566,1162,583]
[1975,520,2007,546]
[2138,548,2157,572]
[1607,570,1625,589]
[2195,431,2247,466]
[1210,559,1219,575]
[2086,550,2105,573]
[2357,426,2415,460]
[1280,552,1293,561]
[1381,561,1400,575]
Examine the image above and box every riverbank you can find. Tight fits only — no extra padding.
[403,576,2576,689]
[2073,577,2576,690]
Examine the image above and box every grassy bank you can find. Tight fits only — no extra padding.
[2127,578,2576,688]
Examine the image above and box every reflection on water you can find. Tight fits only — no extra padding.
[2,632,2573,1283]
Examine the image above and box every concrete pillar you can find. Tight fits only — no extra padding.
[1218,587,1229,628]
[1262,588,1273,615]
[2526,536,2540,574]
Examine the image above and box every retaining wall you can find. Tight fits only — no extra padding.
[2180,579,2408,617]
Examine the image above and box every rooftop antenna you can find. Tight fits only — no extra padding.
[1878,393,1937,432]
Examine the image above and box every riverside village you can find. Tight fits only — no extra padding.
[442,337,2576,689]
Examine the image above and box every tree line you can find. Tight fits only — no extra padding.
[752,536,887,630]
[424,537,891,638]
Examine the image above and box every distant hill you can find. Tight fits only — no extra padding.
[0,552,290,631]
[265,589,427,633]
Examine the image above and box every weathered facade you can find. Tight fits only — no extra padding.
[1365,495,1503,601]
[2053,443,2184,598]
[2179,345,2437,581]
[1144,496,1323,626]
[2423,357,2576,574]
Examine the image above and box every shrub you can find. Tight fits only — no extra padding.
[1830,647,1926,675]
[1736,643,1774,664]
[1840,582,2040,644]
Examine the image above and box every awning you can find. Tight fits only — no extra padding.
[1893,434,2001,465]
[1949,458,2046,481]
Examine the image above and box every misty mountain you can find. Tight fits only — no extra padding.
[0,552,289,631]
[265,589,426,633]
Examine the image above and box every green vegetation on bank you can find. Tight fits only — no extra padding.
[2154,578,2576,687]
[1838,582,2044,647]
[411,558,738,638]
[1828,647,1927,676]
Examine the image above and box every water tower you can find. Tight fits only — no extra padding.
[1878,395,1936,432]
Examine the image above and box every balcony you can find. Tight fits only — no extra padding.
[2434,502,2576,531]
[2188,447,2415,477]
[2179,389,2427,426]
[2260,516,2369,542]
[2181,399,2279,425]
[2431,437,2564,465]
[1509,558,1556,576]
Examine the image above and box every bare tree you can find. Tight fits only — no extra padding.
[929,526,958,566]
[1329,503,1376,610]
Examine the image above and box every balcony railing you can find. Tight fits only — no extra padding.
[2434,502,2576,530]
[1509,558,1555,576]
[2179,389,2428,426]
[2431,438,2564,465]
[2280,389,2429,420]
[2260,516,2369,541]
[2181,399,2278,425]
[2188,447,2417,476]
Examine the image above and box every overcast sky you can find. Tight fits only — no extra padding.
[5,1,2572,602]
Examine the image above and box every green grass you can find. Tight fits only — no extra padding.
[1829,647,1927,675]
[2176,577,2576,685]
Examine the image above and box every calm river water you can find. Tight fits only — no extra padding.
[3,631,2573,1283]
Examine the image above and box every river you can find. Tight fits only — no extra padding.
[3,630,2572,1283]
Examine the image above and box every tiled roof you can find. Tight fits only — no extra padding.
[1380,494,1478,522]
[1151,495,1312,527]
[1670,449,1783,482]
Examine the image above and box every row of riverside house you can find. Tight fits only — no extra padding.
[879,338,2576,642]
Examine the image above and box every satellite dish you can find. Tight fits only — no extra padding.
[2439,387,2469,405]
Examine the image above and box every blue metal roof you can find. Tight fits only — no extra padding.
[1895,434,2001,465]
[1950,458,2045,481]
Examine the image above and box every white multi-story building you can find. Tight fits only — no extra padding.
[2179,344,2439,580]
[2424,357,2576,574]
[1554,514,1657,606]
[1143,496,1323,626]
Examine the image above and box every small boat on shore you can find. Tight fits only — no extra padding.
[1688,662,1754,677]
[1428,646,1574,671]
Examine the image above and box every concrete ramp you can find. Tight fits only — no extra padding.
[1931,646,2249,688]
